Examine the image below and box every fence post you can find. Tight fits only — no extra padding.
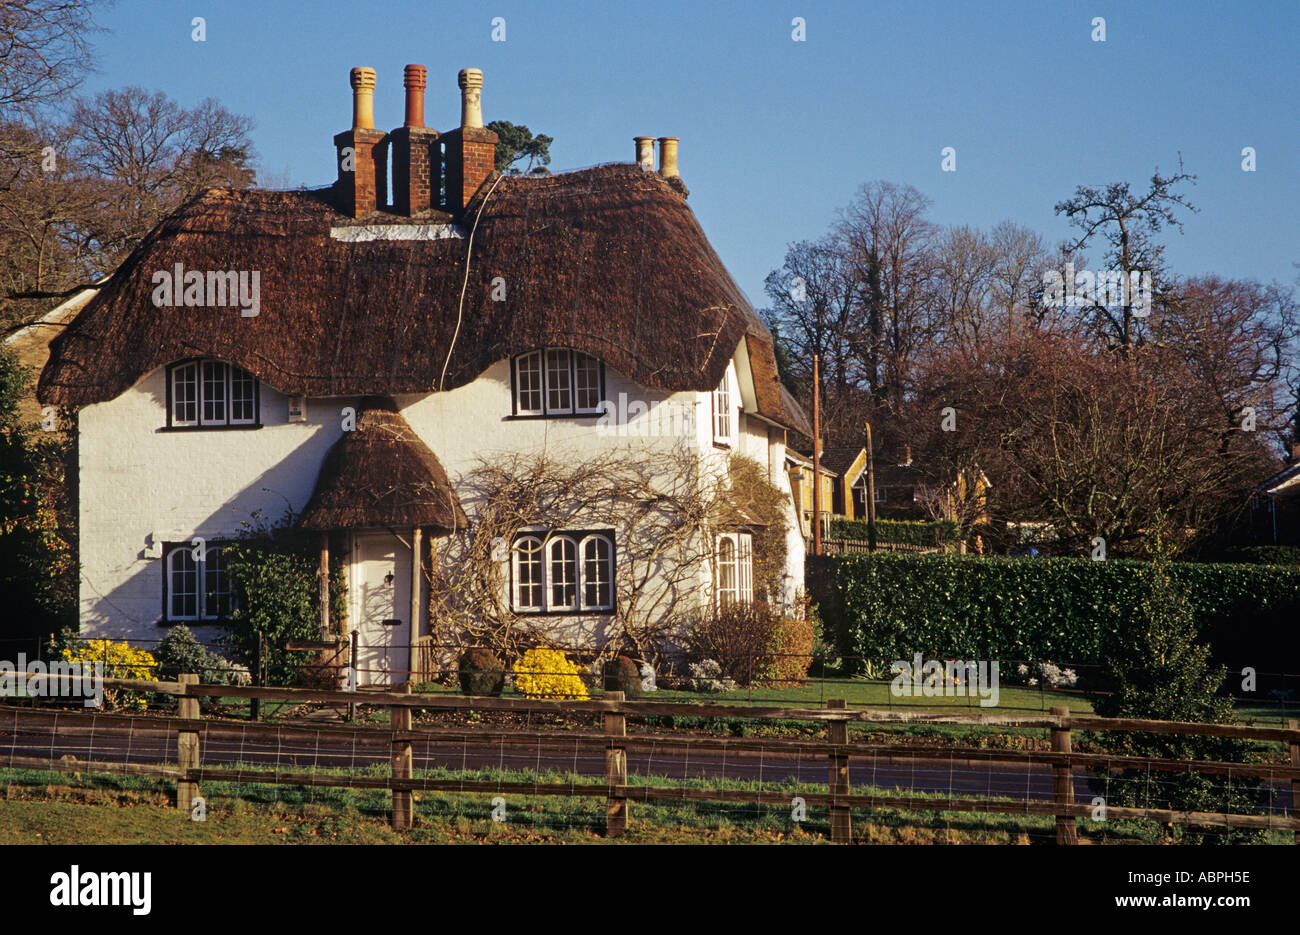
[1050,705,1077,845]
[176,673,200,816]
[391,683,413,831]
[250,630,262,722]
[1290,718,1299,845]
[347,631,359,721]
[605,690,629,837]
[827,698,851,843]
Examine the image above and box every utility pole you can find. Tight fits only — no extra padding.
[864,420,877,553]
[812,354,822,557]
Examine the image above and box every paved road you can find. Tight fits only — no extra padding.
[3,714,1291,813]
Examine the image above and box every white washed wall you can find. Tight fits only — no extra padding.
[78,350,802,644]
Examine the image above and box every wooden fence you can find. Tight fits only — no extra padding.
[821,537,944,555]
[4,677,1299,844]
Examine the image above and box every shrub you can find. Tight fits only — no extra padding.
[155,625,238,685]
[685,659,736,693]
[602,655,643,698]
[457,647,505,696]
[512,647,589,700]
[683,601,780,686]
[829,518,960,546]
[61,640,157,711]
[816,552,1300,672]
[770,614,816,686]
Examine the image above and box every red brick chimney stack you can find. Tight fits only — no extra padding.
[442,67,498,211]
[334,67,388,217]
[391,64,439,215]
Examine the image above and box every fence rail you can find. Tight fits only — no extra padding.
[4,677,1298,844]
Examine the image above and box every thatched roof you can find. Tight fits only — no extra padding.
[38,163,809,434]
[298,398,467,532]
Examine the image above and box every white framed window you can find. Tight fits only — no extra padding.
[515,352,544,415]
[511,535,544,611]
[713,368,733,446]
[165,542,235,621]
[715,531,754,607]
[509,530,615,614]
[512,349,604,416]
[167,359,259,429]
[580,534,613,610]
[573,352,602,413]
[547,535,578,610]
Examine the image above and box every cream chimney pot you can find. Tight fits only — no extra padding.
[657,137,679,178]
[634,136,655,170]
[458,68,484,129]
[350,67,377,130]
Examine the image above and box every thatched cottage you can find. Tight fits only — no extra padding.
[38,66,810,684]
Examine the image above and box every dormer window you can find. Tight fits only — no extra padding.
[512,349,604,417]
[166,359,260,429]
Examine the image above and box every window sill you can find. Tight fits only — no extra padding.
[504,412,604,422]
[511,608,616,617]
[713,440,733,450]
[158,424,263,433]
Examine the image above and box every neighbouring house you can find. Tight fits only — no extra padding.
[1251,444,1300,546]
[36,65,811,685]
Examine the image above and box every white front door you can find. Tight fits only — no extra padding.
[350,531,411,687]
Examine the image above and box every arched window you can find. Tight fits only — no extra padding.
[512,536,544,611]
[507,529,616,614]
[547,535,578,610]
[715,532,753,607]
[165,541,234,621]
[580,534,613,610]
[512,349,604,417]
[166,359,259,428]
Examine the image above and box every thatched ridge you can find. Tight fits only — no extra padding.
[38,163,809,434]
[298,398,467,532]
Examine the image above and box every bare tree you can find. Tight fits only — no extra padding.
[1054,160,1197,350]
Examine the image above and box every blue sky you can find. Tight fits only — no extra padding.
[83,0,1297,308]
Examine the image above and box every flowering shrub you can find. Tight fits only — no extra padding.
[512,648,589,700]
[62,640,157,711]
[685,659,736,694]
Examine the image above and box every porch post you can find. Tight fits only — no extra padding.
[409,526,423,684]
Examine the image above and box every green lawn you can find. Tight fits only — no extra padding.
[9,762,1261,845]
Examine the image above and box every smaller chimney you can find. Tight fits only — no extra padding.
[901,444,913,467]
[443,68,498,211]
[657,137,679,178]
[634,136,655,170]
[334,66,387,217]
[403,64,427,127]
[351,67,376,129]
[391,64,439,216]
[458,68,484,129]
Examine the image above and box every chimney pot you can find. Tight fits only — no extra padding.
[458,68,484,129]
[657,136,679,178]
[350,67,377,130]
[403,64,427,128]
[634,136,655,170]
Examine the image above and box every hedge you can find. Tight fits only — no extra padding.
[828,518,960,546]
[816,552,1300,671]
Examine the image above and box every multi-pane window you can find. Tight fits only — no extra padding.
[510,531,614,613]
[512,536,545,611]
[713,368,732,445]
[513,349,603,416]
[165,542,235,621]
[716,532,754,607]
[168,359,259,428]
